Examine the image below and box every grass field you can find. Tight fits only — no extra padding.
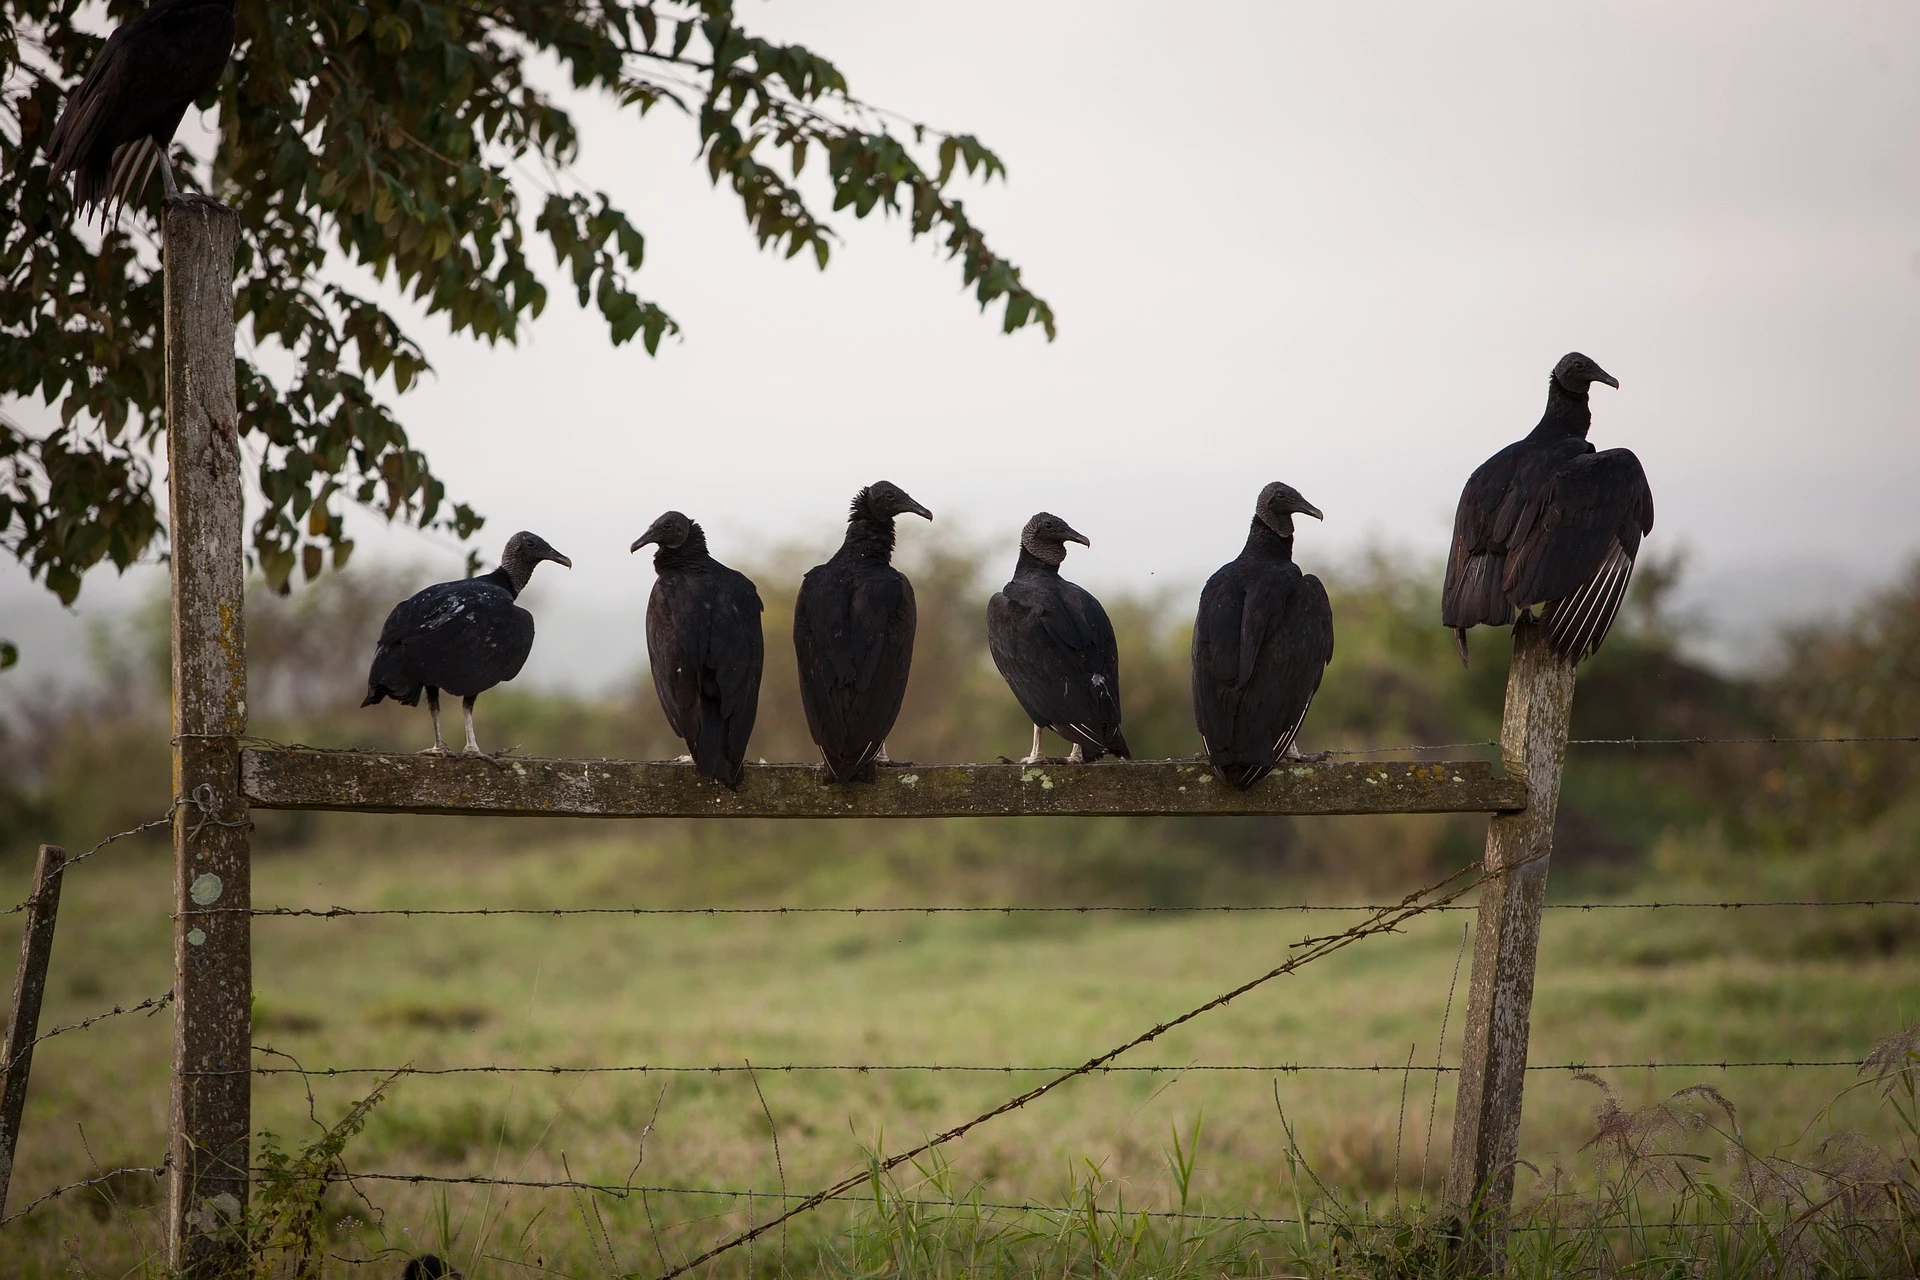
[2,817,1917,1276]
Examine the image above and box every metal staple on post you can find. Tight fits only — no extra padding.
[0,845,68,1217]
[1445,619,1577,1255]
[163,197,251,1277]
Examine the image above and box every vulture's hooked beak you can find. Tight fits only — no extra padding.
[1064,527,1091,548]
[1595,370,1620,390]
[550,552,574,569]
[629,535,654,554]
[1299,502,1325,522]
[907,501,933,521]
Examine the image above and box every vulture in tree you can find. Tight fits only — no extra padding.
[362,532,571,758]
[631,510,765,789]
[1442,352,1655,665]
[986,512,1130,764]
[47,0,236,222]
[1191,483,1335,790]
[793,481,932,782]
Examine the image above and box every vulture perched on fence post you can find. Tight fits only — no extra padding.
[987,512,1130,764]
[1441,353,1655,665]
[47,0,237,223]
[1191,482,1335,790]
[362,532,571,758]
[793,481,932,782]
[632,511,765,790]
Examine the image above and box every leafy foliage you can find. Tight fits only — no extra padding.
[0,0,1054,601]
[251,1073,397,1276]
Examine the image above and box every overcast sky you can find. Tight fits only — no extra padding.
[5,0,1918,691]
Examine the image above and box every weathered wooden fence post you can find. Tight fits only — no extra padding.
[0,844,68,1216]
[1445,619,1575,1253]
[164,198,250,1276]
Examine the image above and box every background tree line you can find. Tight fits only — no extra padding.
[3,544,1915,911]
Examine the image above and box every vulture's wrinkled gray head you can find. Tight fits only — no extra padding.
[1255,482,1324,537]
[1551,352,1619,393]
[631,510,699,555]
[499,531,571,592]
[852,480,932,524]
[1019,512,1089,566]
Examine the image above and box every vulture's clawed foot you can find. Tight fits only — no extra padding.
[418,744,450,758]
[673,753,694,764]
[1281,747,1332,764]
[165,191,228,214]
[461,747,516,770]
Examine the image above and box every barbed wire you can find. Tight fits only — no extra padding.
[652,856,1500,1278]
[1567,734,1920,747]
[316,1169,1319,1224]
[0,809,175,918]
[234,896,1920,920]
[298,1171,1899,1236]
[0,1163,167,1229]
[246,1055,1866,1079]
[2,991,172,1074]
[0,784,246,918]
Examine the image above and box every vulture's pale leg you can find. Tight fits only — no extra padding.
[1067,742,1086,764]
[158,156,180,201]
[1019,725,1046,766]
[674,754,694,763]
[459,694,493,759]
[418,688,449,756]
[874,742,892,765]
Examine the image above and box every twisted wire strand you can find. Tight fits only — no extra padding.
[2,991,172,1074]
[0,810,175,918]
[0,785,244,918]
[245,1056,1867,1079]
[0,1164,167,1228]
[297,1171,1900,1236]
[234,897,1920,920]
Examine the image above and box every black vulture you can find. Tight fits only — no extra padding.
[986,513,1130,764]
[362,531,571,758]
[1191,483,1335,790]
[793,481,932,782]
[631,511,765,789]
[1441,353,1655,665]
[47,0,236,222]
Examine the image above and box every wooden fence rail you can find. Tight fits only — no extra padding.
[239,752,1524,819]
[146,197,1572,1273]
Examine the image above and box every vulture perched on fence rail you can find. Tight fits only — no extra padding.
[632,510,765,790]
[793,481,932,783]
[48,0,236,222]
[362,532,571,758]
[987,512,1129,764]
[1191,482,1335,790]
[1442,352,1655,666]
